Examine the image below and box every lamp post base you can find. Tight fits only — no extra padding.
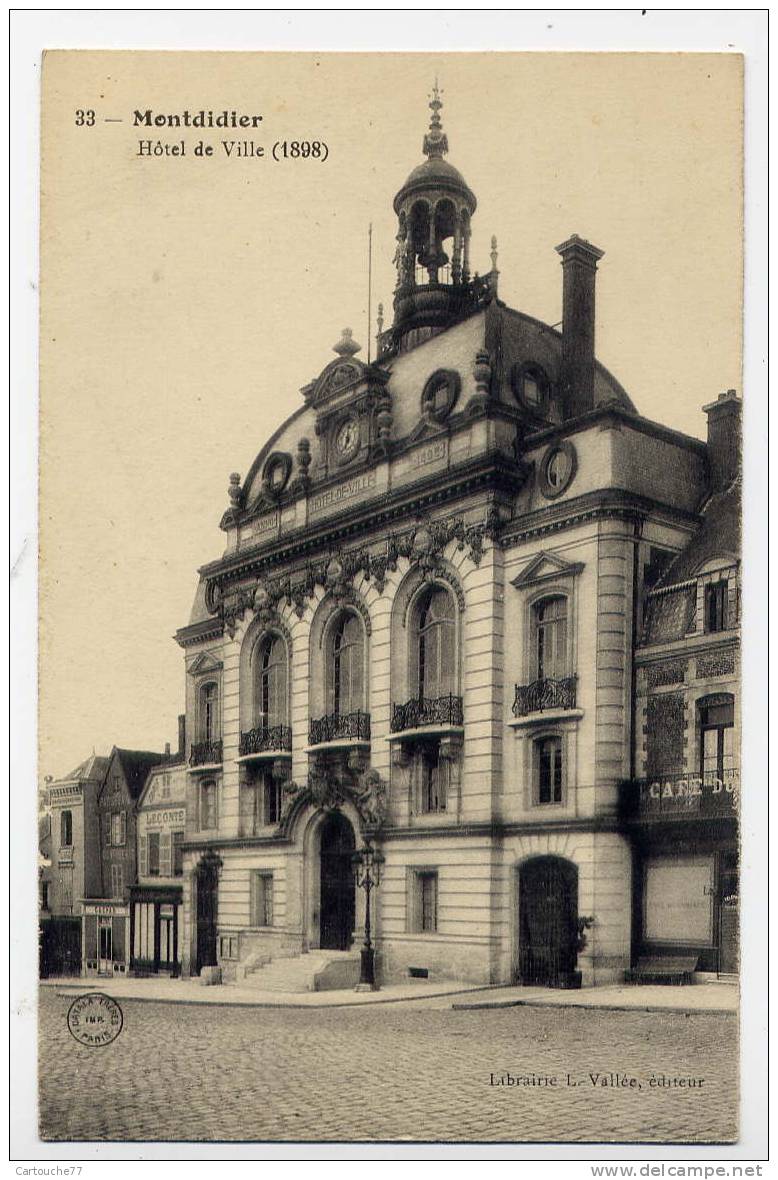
[355,946,378,991]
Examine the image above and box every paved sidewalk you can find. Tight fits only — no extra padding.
[42,974,737,1013]
[451,981,738,1015]
[42,975,492,1008]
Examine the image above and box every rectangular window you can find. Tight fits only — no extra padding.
[252,872,274,927]
[536,736,563,804]
[419,744,446,813]
[219,935,239,960]
[239,780,260,836]
[705,581,728,633]
[60,871,73,911]
[200,781,217,831]
[418,871,438,932]
[110,863,124,898]
[147,831,160,877]
[172,831,184,876]
[41,882,49,910]
[264,776,282,825]
[110,811,126,846]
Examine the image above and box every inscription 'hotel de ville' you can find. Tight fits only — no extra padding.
[114,87,739,991]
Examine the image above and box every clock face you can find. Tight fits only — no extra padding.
[335,417,359,461]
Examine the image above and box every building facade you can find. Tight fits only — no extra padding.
[174,94,740,987]
[129,760,188,975]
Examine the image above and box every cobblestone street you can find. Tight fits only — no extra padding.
[39,990,738,1144]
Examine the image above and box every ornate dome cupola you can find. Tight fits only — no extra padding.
[389,84,489,354]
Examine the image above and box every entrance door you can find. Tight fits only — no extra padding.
[98,919,113,976]
[319,811,356,951]
[157,905,177,972]
[718,852,739,975]
[195,855,220,974]
[519,856,578,986]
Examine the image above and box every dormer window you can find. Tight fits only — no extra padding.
[705,581,729,633]
[511,362,550,415]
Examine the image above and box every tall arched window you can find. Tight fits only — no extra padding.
[255,634,287,730]
[60,810,73,847]
[330,613,364,716]
[532,596,568,681]
[413,586,456,700]
[199,681,219,743]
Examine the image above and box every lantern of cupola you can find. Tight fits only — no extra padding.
[390,83,486,352]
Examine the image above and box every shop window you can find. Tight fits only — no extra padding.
[199,680,220,742]
[705,581,729,633]
[251,872,274,927]
[172,831,184,877]
[110,811,126,847]
[699,695,735,781]
[412,585,456,700]
[147,832,160,877]
[329,612,365,716]
[199,780,218,832]
[60,810,73,848]
[110,864,124,899]
[255,634,288,730]
[534,736,563,805]
[532,596,568,681]
[408,869,439,933]
[219,935,239,960]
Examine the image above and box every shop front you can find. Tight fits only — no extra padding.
[81,900,131,978]
[129,885,183,975]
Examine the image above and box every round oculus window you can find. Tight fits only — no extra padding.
[261,452,292,498]
[420,370,461,424]
[538,441,577,499]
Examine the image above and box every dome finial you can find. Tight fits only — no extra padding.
[423,78,448,159]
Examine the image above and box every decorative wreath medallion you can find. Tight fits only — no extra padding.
[420,369,461,424]
[538,440,577,499]
[261,452,293,499]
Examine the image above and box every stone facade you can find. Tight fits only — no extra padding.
[174,95,738,988]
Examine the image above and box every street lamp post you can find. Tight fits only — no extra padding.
[352,838,385,992]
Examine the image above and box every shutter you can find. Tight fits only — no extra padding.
[139,835,148,878]
[160,831,172,877]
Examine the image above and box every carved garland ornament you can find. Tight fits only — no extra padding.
[207,509,501,635]
[278,767,388,835]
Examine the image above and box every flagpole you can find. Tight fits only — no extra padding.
[367,222,373,364]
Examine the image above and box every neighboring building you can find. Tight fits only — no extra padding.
[39,754,108,976]
[173,92,740,987]
[129,760,188,975]
[83,746,169,978]
[625,391,741,976]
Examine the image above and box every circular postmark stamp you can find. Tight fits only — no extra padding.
[67,992,123,1048]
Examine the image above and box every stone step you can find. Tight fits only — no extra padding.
[240,950,360,992]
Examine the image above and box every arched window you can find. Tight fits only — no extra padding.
[60,810,73,847]
[330,613,364,716]
[413,586,456,701]
[698,694,735,781]
[199,681,219,743]
[532,596,568,681]
[255,634,287,730]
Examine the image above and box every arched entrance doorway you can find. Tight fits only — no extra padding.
[194,851,220,975]
[518,856,578,987]
[319,811,356,951]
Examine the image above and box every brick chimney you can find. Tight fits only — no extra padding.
[703,389,742,492]
[178,713,186,759]
[555,234,605,419]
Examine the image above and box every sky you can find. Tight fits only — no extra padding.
[38,51,743,778]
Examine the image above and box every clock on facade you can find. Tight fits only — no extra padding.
[334,416,360,464]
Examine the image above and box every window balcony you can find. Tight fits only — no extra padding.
[390,693,464,736]
[513,675,577,718]
[189,739,223,768]
[308,710,370,749]
[238,725,292,758]
[620,767,739,823]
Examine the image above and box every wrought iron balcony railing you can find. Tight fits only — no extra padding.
[189,739,223,767]
[239,725,293,757]
[512,675,577,717]
[309,710,370,746]
[620,767,739,821]
[391,693,464,734]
